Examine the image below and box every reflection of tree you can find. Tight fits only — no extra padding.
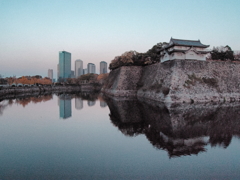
[209,134,232,148]
[15,94,53,107]
[105,96,240,158]
[16,97,31,107]
[8,99,14,106]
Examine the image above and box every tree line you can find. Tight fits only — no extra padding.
[0,75,52,86]
[109,43,240,71]
[209,45,240,61]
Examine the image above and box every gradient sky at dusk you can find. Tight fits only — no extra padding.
[0,0,240,78]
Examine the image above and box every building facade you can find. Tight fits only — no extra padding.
[100,61,107,74]
[48,69,53,81]
[160,38,210,63]
[59,51,71,81]
[57,64,59,80]
[71,70,75,78]
[87,63,96,74]
[83,68,88,75]
[75,59,83,78]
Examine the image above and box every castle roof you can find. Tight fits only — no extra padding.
[161,38,210,50]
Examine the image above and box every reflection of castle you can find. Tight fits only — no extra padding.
[59,94,72,119]
[75,98,83,110]
[105,97,240,158]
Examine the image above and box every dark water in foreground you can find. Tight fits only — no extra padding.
[0,93,240,180]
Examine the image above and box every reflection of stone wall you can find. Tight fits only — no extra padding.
[103,59,240,103]
[105,96,240,157]
[106,97,145,136]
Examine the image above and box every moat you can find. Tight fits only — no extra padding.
[0,93,240,179]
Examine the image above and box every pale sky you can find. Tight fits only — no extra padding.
[0,0,240,78]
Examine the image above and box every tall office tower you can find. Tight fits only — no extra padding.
[48,69,53,80]
[87,63,96,74]
[57,64,59,80]
[59,51,71,81]
[83,68,88,75]
[100,61,107,74]
[71,70,75,78]
[75,59,83,78]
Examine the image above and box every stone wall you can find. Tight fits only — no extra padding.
[102,59,240,103]
[102,66,142,97]
[0,84,100,99]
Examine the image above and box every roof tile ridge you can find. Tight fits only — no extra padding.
[173,38,200,42]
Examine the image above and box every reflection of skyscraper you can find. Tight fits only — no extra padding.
[59,94,72,119]
[59,51,71,81]
[100,101,107,108]
[75,59,83,78]
[87,63,96,74]
[88,100,96,106]
[75,98,83,110]
[100,61,107,74]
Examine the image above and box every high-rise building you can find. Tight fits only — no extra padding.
[83,68,88,75]
[75,59,83,78]
[48,69,53,80]
[59,51,71,81]
[57,64,59,80]
[87,63,96,74]
[100,61,107,74]
[71,70,75,78]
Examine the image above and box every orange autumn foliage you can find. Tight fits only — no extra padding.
[14,76,52,85]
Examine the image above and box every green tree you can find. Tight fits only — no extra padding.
[210,45,234,61]
[109,42,168,70]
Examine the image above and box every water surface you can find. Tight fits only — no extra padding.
[0,93,240,179]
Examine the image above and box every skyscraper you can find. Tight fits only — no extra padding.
[87,63,96,74]
[75,59,83,78]
[59,51,71,81]
[83,68,88,75]
[57,64,59,80]
[48,69,53,80]
[100,61,107,74]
